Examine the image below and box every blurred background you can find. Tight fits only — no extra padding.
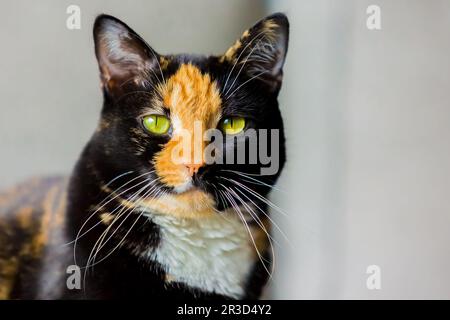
[1,0,450,299]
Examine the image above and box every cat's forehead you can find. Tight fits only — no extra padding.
[155,61,223,129]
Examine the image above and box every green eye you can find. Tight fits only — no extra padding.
[142,114,170,134]
[220,117,246,135]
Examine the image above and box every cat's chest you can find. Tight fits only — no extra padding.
[142,210,256,299]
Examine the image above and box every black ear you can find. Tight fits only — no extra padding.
[221,13,289,93]
[93,15,162,98]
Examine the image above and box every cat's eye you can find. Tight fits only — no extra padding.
[142,114,170,134]
[220,117,246,135]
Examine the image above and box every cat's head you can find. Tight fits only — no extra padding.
[89,13,288,218]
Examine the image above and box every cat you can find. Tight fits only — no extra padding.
[0,12,288,299]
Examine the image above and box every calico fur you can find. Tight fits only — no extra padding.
[0,12,289,299]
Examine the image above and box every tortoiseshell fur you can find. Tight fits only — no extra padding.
[0,13,288,299]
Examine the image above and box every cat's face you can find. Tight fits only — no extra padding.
[90,14,288,218]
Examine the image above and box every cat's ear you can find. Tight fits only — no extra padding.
[93,15,161,98]
[221,13,289,93]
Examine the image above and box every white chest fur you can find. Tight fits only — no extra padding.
[142,210,255,298]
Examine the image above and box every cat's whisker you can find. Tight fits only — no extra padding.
[217,190,228,212]
[62,170,134,249]
[242,57,273,64]
[218,182,274,244]
[223,177,319,237]
[82,182,159,291]
[145,68,164,89]
[231,182,291,246]
[219,186,273,278]
[206,183,235,224]
[87,186,167,271]
[226,70,270,99]
[116,90,155,104]
[71,172,155,268]
[224,36,267,96]
[104,171,134,188]
[148,48,166,85]
[71,171,155,266]
[227,187,277,278]
[74,175,150,240]
[90,178,162,265]
[83,182,146,275]
[226,185,279,247]
[222,30,267,93]
[95,171,154,211]
[94,170,156,212]
[222,177,289,218]
[117,77,153,91]
[220,169,285,193]
[85,177,163,276]
[86,178,161,269]
[220,185,273,271]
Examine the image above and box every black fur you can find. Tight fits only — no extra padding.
[0,13,289,300]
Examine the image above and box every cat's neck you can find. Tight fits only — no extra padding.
[140,206,259,298]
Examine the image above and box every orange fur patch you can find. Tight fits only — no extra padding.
[30,186,58,257]
[159,63,221,128]
[220,29,251,63]
[142,189,216,219]
[153,64,222,190]
[16,207,33,229]
[119,188,216,219]
[159,56,170,70]
[220,19,279,63]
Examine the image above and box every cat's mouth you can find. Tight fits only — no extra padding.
[172,179,195,194]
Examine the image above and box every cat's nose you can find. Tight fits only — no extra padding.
[185,163,204,176]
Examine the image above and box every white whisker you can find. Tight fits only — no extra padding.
[222,31,267,93]
[71,171,154,266]
[219,184,273,278]
[226,70,270,99]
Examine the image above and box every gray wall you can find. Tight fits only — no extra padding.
[268,0,450,299]
[2,0,450,299]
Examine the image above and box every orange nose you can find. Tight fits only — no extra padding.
[185,163,204,176]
